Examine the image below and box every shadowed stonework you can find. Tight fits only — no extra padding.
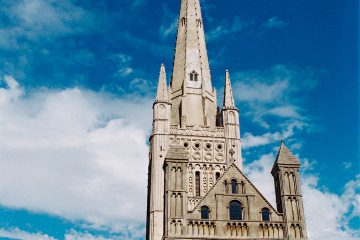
[146,0,308,239]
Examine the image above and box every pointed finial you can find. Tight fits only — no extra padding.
[156,64,169,102]
[223,69,235,107]
[273,139,300,166]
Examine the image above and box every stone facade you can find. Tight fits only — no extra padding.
[146,0,308,239]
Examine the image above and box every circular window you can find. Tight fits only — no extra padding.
[206,144,211,149]
[184,142,189,147]
[195,143,200,148]
[217,144,223,150]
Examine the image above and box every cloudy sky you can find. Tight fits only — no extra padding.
[0,0,358,239]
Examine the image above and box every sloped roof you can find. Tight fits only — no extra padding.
[192,163,280,215]
[273,141,300,166]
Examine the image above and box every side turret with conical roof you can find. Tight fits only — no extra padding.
[272,141,308,239]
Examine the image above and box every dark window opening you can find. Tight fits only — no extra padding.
[190,71,198,81]
[215,172,220,181]
[201,206,210,219]
[181,17,187,26]
[231,179,238,194]
[195,171,201,196]
[196,19,202,27]
[229,201,242,220]
[262,208,270,221]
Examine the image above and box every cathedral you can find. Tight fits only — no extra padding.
[146,0,308,239]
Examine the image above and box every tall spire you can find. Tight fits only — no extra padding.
[169,0,217,127]
[171,0,212,92]
[223,69,235,108]
[156,64,169,102]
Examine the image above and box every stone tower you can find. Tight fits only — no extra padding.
[146,0,308,239]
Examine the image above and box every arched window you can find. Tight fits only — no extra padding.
[195,171,201,196]
[215,172,220,181]
[229,200,242,220]
[231,179,238,194]
[190,71,198,81]
[181,17,187,26]
[262,208,270,221]
[201,206,210,219]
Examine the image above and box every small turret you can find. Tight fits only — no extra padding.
[221,70,243,169]
[156,64,169,102]
[223,69,235,108]
[272,141,308,239]
[147,64,172,240]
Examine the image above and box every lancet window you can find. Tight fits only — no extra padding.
[190,71,199,81]
[195,171,201,196]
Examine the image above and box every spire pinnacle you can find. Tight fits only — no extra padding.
[156,64,169,102]
[273,141,300,166]
[171,0,212,93]
[169,0,217,127]
[223,69,235,107]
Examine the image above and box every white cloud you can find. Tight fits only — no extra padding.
[268,105,301,118]
[245,153,277,205]
[0,227,56,240]
[159,18,178,40]
[0,76,152,231]
[207,17,250,41]
[263,16,288,29]
[242,132,281,149]
[232,64,318,128]
[65,230,112,240]
[242,120,305,149]
[118,67,134,77]
[234,79,288,103]
[303,174,360,239]
[110,53,137,78]
[244,152,360,240]
[0,0,93,49]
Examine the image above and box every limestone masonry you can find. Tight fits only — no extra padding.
[146,0,308,239]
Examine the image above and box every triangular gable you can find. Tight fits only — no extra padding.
[190,163,280,217]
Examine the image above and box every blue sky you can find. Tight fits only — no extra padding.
[0,0,358,239]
